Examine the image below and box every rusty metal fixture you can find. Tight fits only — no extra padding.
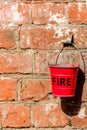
[61,35,74,45]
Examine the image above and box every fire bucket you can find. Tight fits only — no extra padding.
[49,45,84,97]
[50,64,78,97]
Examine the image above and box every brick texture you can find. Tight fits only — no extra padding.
[21,79,51,101]
[82,79,87,101]
[0,28,18,49]
[20,26,87,49]
[32,104,68,127]
[72,106,87,128]
[0,78,17,101]
[68,3,87,24]
[0,3,29,25]
[0,52,33,73]
[31,3,65,24]
[20,26,62,50]
[82,53,87,75]
[1,105,30,128]
[0,0,86,129]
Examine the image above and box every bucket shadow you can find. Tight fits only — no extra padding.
[61,68,85,116]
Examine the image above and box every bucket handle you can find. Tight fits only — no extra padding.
[55,44,85,73]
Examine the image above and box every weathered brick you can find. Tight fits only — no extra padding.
[24,0,73,2]
[20,26,87,49]
[0,1,86,129]
[0,51,33,73]
[83,53,87,75]
[68,3,87,24]
[34,51,50,74]
[72,28,87,48]
[0,3,29,25]
[21,79,51,101]
[0,78,17,101]
[31,3,66,24]
[0,106,2,121]
[72,106,87,128]
[81,78,87,102]
[1,105,30,128]
[0,28,19,49]
[32,104,68,127]
[34,50,81,74]
[20,26,65,50]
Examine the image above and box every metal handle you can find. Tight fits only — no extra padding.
[55,44,85,73]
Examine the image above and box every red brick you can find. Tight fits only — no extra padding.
[72,106,87,128]
[24,0,72,2]
[1,105,30,128]
[72,28,87,48]
[34,50,81,74]
[82,53,87,75]
[0,78,17,101]
[34,51,49,74]
[31,3,65,24]
[32,104,68,127]
[81,79,87,102]
[68,3,87,24]
[0,52,33,73]
[20,26,65,49]
[0,3,29,25]
[20,26,87,49]
[0,107,2,121]
[64,27,87,49]
[0,28,18,49]
[21,79,51,101]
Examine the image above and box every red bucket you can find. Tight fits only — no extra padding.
[49,64,79,97]
[49,44,84,97]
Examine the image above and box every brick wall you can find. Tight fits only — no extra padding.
[0,0,87,130]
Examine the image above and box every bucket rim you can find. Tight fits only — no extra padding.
[49,64,79,68]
